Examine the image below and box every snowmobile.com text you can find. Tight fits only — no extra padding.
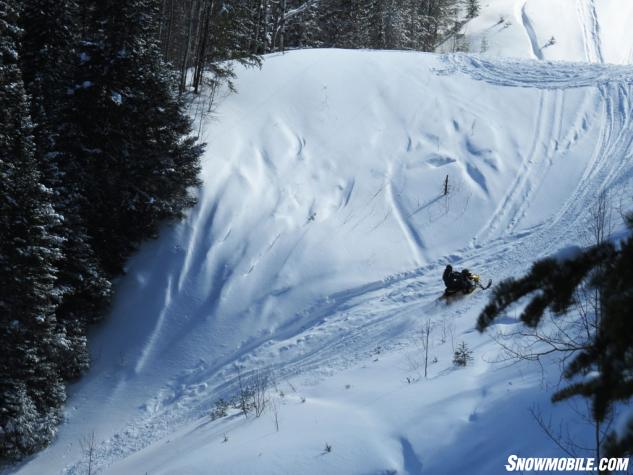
[505,455,630,472]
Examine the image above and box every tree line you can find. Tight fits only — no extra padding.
[1,0,201,461]
[160,0,475,95]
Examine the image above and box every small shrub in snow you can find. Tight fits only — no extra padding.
[453,342,474,367]
[233,365,255,417]
[324,442,332,453]
[210,398,229,420]
[79,431,97,475]
[250,370,270,417]
[231,390,254,415]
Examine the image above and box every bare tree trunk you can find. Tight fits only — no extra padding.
[420,319,433,379]
[251,370,269,417]
[164,0,176,58]
[262,0,271,54]
[179,0,197,96]
[80,431,97,475]
[236,365,250,418]
[279,0,287,52]
[159,0,167,44]
[270,1,280,51]
[270,0,287,52]
[193,0,213,94]
[252,0,265,54]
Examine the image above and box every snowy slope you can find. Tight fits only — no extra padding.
[440,0,633,65]
[11,48,633,475]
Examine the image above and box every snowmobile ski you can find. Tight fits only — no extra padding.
[478,279,492,290]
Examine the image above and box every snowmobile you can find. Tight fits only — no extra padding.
[441,271,492,301]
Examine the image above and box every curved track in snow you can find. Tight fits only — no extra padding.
[520,3,543,60]
[576,0,604,63]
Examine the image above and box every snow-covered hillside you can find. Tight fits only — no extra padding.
[440,0,633,65]
[11,47,633,474]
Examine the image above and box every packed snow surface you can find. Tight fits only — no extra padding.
[11,46,633,475]
[442,0,633,65]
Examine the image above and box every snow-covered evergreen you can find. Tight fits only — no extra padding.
[69,0,202,275]
[1,0,201,462]
[0,0,65,458]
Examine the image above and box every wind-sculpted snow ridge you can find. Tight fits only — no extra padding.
[11,49,633,475]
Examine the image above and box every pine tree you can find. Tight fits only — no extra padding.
[19,0,112,380]
[466,0,480,19]
[477,216,633,458]
[69,0,203,275]
[196,0,262,93]
[453,341,474,366]
[361,0,386,49]
[283,0,322,49]
[0,0,66,459]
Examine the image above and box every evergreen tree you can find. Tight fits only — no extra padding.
[0,0,66,459]
[70,0,203,275]
[466,0,480,19]
[197,0,262,93]
[360,0,386,49]
[314,0,357,48]
[19,0,112,380]
[453,341,474,367]
[283,0,322,49]
[2,0,204,461]
[477,216,633,458]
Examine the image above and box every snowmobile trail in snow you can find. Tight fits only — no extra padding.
[506,88,564,234]
[386,160,429,266]
[576,0,604,64]
[520,3,543,60]
[475,88,549,242]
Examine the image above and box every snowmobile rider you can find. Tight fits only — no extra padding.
[442,265,476,294]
